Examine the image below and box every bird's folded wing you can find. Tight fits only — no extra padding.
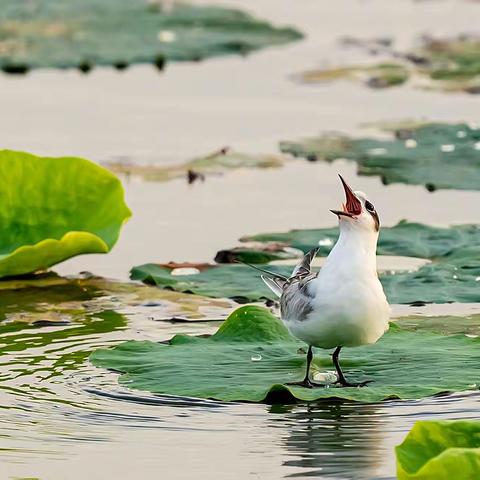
[280,274,317,321]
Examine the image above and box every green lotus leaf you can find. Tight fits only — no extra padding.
[396,420,480,480]
[91,305,480,403]
[130,262,283,302]
[0,150,131,277]
[131,222,480,304]
[0,0,302,72]
[280,123,480,191]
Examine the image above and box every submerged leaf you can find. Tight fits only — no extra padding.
[91,305,480,403]
[0,1,302,72]
[0,273,235,324]
[280,123,480,191]
[396,420,480,480]
[302,62,409,88]
[299,35,480,94]
[0,150,131,277]
[105,148,283,183]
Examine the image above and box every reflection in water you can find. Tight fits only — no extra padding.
[270,402,386,479]
[268,394,480,480]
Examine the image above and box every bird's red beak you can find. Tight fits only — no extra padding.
[330,175,362,218]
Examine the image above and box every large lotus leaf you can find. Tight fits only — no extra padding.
[91,305,480,403]
[396,314,480,336]
[106,148,283,183]
[396,420,480,480]
[132,222,480,304]
[0,150,131,277]
[0,0,302,72]
[280,123,480,191]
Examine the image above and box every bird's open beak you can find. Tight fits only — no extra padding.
[330,175,362,218]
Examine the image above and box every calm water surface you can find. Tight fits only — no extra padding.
[1,0,480,478]
[1,308,480,480]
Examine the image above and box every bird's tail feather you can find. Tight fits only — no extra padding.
[234,259,288,298]
[261,275,285,298]
[291,247,320,277]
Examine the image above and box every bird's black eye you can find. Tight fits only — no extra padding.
[365,200,375,212]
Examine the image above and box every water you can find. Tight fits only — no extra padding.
[1,308,480,479]
[1,0,480,478]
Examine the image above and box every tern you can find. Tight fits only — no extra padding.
[260,175,390,388]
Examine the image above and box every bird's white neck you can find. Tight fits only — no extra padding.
[321,226,379,279]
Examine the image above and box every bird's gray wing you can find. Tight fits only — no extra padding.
[280,272,317,321]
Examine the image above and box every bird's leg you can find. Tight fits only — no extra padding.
[332,346,371,387]
[286,346,324,388]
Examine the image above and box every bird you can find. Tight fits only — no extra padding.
[260,175,391,388]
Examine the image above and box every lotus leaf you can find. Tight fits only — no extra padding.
[91,305,480,403]
[132,222,480,304]
[0,150,131,277]
[130,262,285,302]
[280,123,480,191]
[0,0,302,72]
[396,420,480,480]
[243,221,480,258]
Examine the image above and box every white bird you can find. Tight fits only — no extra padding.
[261,175,390,388]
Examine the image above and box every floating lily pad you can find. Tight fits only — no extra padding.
[91,305,480,403]
[130,262,285,302]
[133,222,480,304]
[243,222,480,259]
[0,150,131,277]
[396,420,480,480]
[280,123,480,191]
[105,148,283,183]
[0,0,302,72]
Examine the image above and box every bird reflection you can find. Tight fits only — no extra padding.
[268,401,388,479]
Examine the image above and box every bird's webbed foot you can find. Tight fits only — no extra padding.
[334,378,372,388]
[286,378,325,389]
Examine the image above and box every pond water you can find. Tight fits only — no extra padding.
[1,0,480,479]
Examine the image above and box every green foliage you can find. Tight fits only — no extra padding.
[281,123,480,191]
[0,0,302,72]
[396,420,480,479]
[0,150,131,277]
[91,305,480,403]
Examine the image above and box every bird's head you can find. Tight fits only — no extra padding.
[330,175,380,234]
